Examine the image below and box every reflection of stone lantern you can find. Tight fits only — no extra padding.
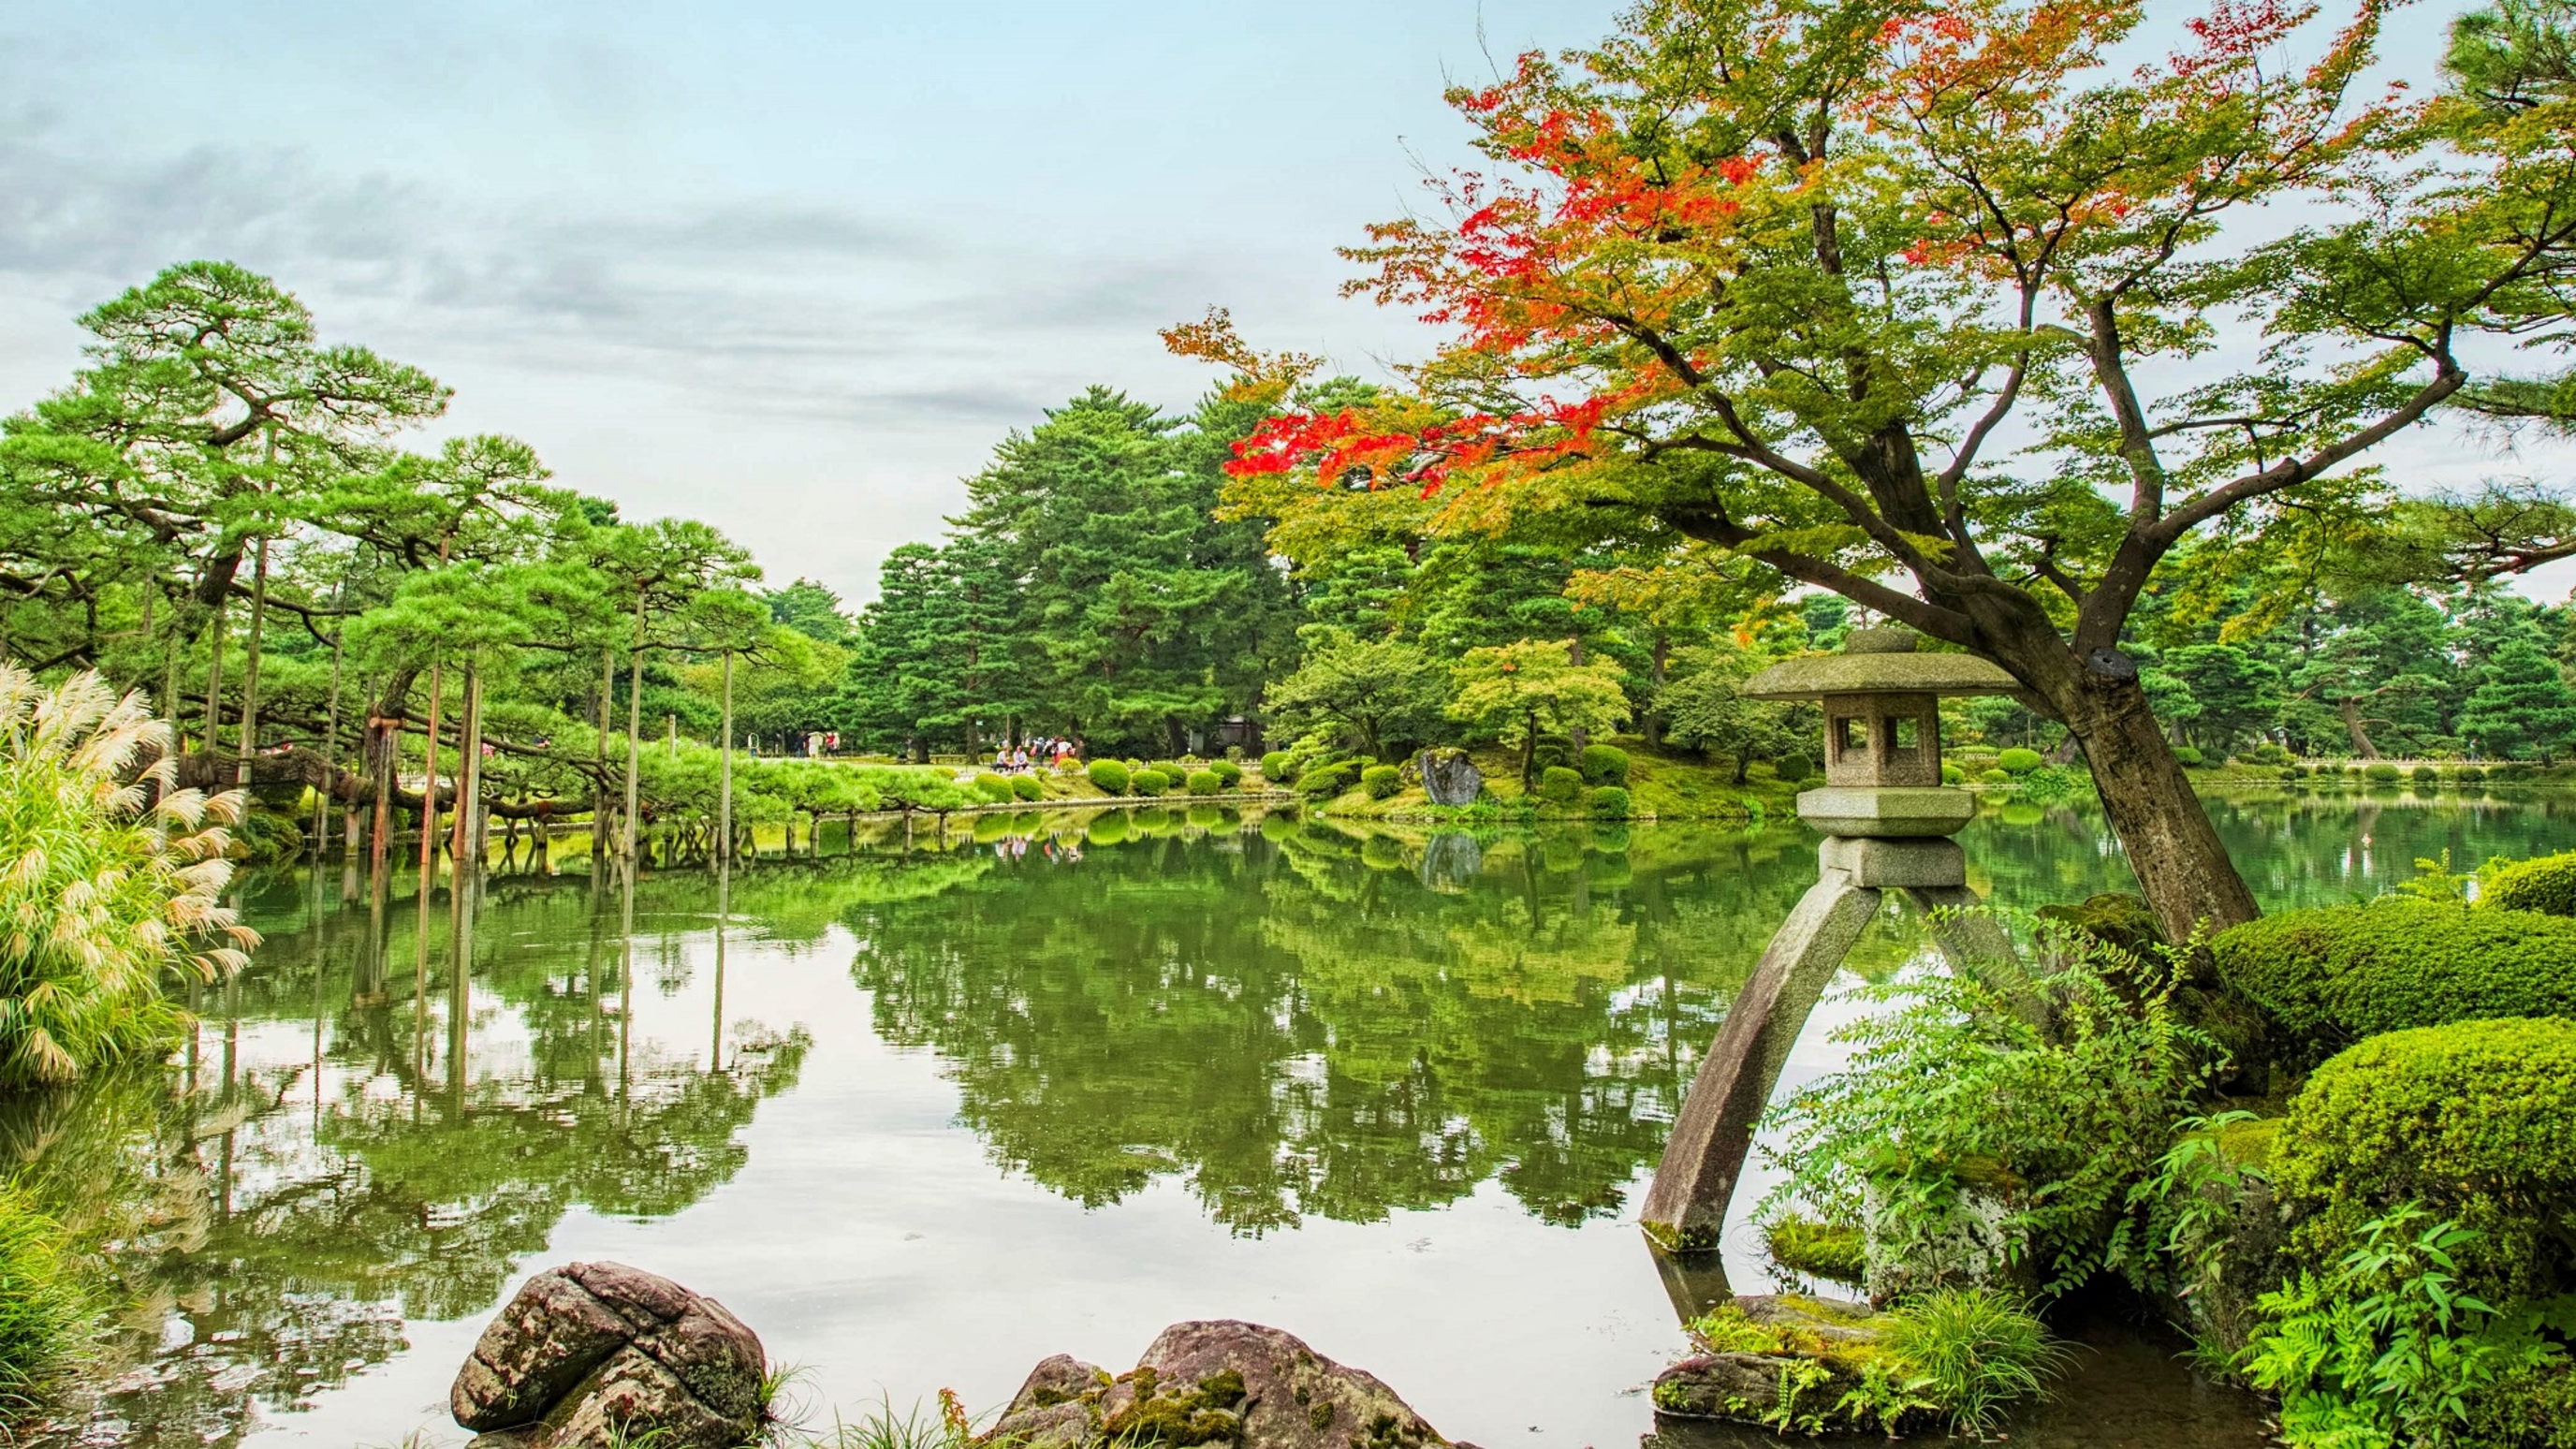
[1641,628,2022,1252]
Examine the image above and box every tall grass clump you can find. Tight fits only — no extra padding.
[0,666,256,1086]
[1876,1288,2073,1435]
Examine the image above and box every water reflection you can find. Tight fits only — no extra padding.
[6,791,2573,1447]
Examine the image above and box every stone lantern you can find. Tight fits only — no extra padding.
[1641,627,2024,1252]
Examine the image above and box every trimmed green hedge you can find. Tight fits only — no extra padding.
[1087,759,1131,795]
[1997,747,2044,774]
[1132,768,1172,797]
[2174,745,2205,767]
[1301,762,1356,798]
[1185,768,1222,797]
[2274,1017,2576,1300]
[1210,759,1243,788]
[1539,765,1585,803]
[2210,900,2576,1057]
[2364,761,2402,783]
[1578,743,1630,786]
[1588,785,1632,817]
[1010,773,1044,801]
[972,771,1015,803]
[1360,764,1401,798]
[1775,752,1813,783]
[2481,850,2576,916]
[1260,750,1293,783]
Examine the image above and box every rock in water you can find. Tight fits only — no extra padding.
[1417,749,1482,808]
[986,1320,1457,1449]
[451,1262,766,1449]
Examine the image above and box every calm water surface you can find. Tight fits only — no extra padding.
[16,789,2576,1449]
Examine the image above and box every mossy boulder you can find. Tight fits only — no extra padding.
[449,1261,767,1449]
[1649,1295,1904,1434]
[985,1321,1454,1449]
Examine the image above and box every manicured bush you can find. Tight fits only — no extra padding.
[1539,765,1585,803]
[1996,747,2043,775]
[2278,766,2306,781]
[1774,752,1814,783]
[1185,768,1222,797]
[2409,763,2441,784]
[1209,759,1243,788]
[1577,743,1631,786]
[1588,785,1632,817]
[2211,900,2576,1057]
[1131,768,1172,797]
[1010,773,1044,801]
[2482,849,2576,915]
[2364,761,2402,783]
[2452,764,2486,784]
[1086,759,1131,795]
[0,667,253,1086]
[2172,745,2205,767]
[972,771,1015,802]
[1978,768,2013,784]
[1301,762,1356,798]
[1360,764,1402,798]
[1260,750,1293,782]
[1942,761,1967,784]
[2273,1017,2576,1300]
[2249,742,2292,766]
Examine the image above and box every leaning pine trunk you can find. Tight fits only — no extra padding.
[2058,675,2259,946]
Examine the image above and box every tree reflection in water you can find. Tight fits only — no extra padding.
[7,792,2568,1446]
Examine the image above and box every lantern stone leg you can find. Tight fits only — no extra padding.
[1641,626,2023,1255]
[1640,865,1881,1251]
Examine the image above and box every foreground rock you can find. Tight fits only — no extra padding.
[1649,1295,1894,1434]
[1416,749,1483,808]
[986,1320,1458,1449]
[450,1262,766,1449]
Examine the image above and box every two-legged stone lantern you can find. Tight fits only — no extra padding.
[1641,627,2020,1251]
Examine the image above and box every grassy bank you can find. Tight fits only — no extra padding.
[1305,744,1808,823]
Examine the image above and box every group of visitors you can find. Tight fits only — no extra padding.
[992,737,1079,773]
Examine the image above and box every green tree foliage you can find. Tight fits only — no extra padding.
[1265,632,1451,759]
[2459,637,2576,762]
[1447,639,1631,786]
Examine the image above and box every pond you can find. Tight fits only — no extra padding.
[15,789,2576,1449]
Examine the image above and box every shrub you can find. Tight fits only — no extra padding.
[1301,763,1356,798]
[2210,901,2576,1058]
[1360,765,1401,799]
[1978,768,2013,784]
[1209,759,1242,788]
[2453,764,2486,784]
[2272,1017,2576,1302]
[0,667,254,1086]
[1941,761,1966,784]
[1010,773,1044,801]
[1086,759,1131,795]
[1259,750,1293,783]
[2410,763,2442,784]
[1577,743,1630,786]
[0,1185,84,1398]
[2173,745,2205,767]
[1185,769,1222,798]
[2364,761,2402,783]
[2277,766,2306,781]
[1588,785,1632,817]
[1131,768,1172,797]
[1538,765,1585,803]
[1774,752,1814,783]
[971,771,1015,803]
[2480,849,2576,915]
[2249,742,2292,766]
[1995,747,2043,775]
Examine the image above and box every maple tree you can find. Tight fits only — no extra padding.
[1178,0,2576,939]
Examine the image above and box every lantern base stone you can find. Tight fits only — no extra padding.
[1795,786,1976,838]
[1820,836,1966,888]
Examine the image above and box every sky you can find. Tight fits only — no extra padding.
[1,0,2564,607]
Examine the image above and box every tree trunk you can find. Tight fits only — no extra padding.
[593,649,614,860]
[234,534,271,790]
[624,594,645,859]
[313,626,344,858]
[418,663,444,890]
[2341,696,2381,759]
[201,594,227,761]
[719,650,735,864]
[2058,676,2258,946]
[1519,713,1538,787]
[1644,633,1669,752]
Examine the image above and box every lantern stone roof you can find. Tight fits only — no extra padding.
[1740,628,2020,700]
